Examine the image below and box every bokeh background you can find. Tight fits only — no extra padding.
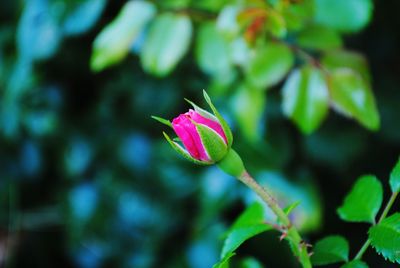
[0,0,399,267]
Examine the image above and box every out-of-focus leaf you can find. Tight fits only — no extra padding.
[337,175,383,223]
[239,257,264,268]
[243,172,322,233]
[283,1,314,31]
[368,213,400,263]
[196,22,232,77]
[246,42,294,89]
[265,10,286,38]
[341,260,369,268]
[230,38,251,67]
[64,138,93,177]
[311,235,349,265]
[158,0,190,9]
[217,6,240,39]
[282,66,329,134]
[389,157,400,193]
[314,0,373,33]
[220,203,271,260]
[297,25,342,51]
[91,1,156,72]
[230,84,265,143]
[63,0,106,36]
[141,13,192,77]
[322,50,371,82]
[329,68,380,130]
[17,0,62,61]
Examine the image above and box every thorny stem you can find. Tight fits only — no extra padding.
[354,191,399,260]
[237,171,312,268]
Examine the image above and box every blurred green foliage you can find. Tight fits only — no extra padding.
[0,0,399,267]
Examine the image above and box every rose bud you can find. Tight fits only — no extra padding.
[152,90,233,165]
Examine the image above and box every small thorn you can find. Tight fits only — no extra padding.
[308,252,314,257]
[279,232,288,241]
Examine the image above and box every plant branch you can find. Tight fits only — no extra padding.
[237,171,312,268]
[354,191,399,260]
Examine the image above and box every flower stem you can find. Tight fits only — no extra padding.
[237,171,312,268]
[354,191,399,260]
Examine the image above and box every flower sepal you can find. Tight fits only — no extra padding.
[162,132,213,165]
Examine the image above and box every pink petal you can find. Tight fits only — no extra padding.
[188,110,227,144]
[172,114,210,161]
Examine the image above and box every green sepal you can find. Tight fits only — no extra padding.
[217,149,245,177]
[163,132,212,165]
[203,90,233,147]
[184,98,218,121]
[152,115,172,127]
[194,123,228,162]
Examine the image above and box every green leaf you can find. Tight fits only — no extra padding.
[337,175,383,223]
[230,84,265,143]
[369,213,400,263]
[230,202,265,230]
[265,10,287,38]
[213,252,235,268]
[322,50,371,82]
[329,68,380,131]
[141,13,192,77]
[284,201,301,216]
[314,0,373,33]
[220,203,272,259]
[297,25,343,51]
[389,157,400,193]
[282,66,329,134]
[196,22,232,77]
[91,1,156,72]
[341,260,369,268]
[311,235,349,265]
[246,42,294,89]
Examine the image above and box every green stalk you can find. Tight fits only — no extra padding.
[354,191,399,260]
[218,149,312,268]
[237,171,312,268]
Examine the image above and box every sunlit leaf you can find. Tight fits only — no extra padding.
[311,235,349,265]
[322,50,371,82]
[329,68,380,130]
[297,25,342,51]
[246,42,294,89]
[389,157,400,193]
[196,22,232,77]
[91,1,156,71]
[369,213,400,263]
[230,84,265,143]
[314,0,373,33]
[220,203,271,260]
[282,66,329,134]
[141,13,192,77]
[337,175,383,223]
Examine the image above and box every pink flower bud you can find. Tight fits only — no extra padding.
[153,90,233,165]
[172,110,228,161]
